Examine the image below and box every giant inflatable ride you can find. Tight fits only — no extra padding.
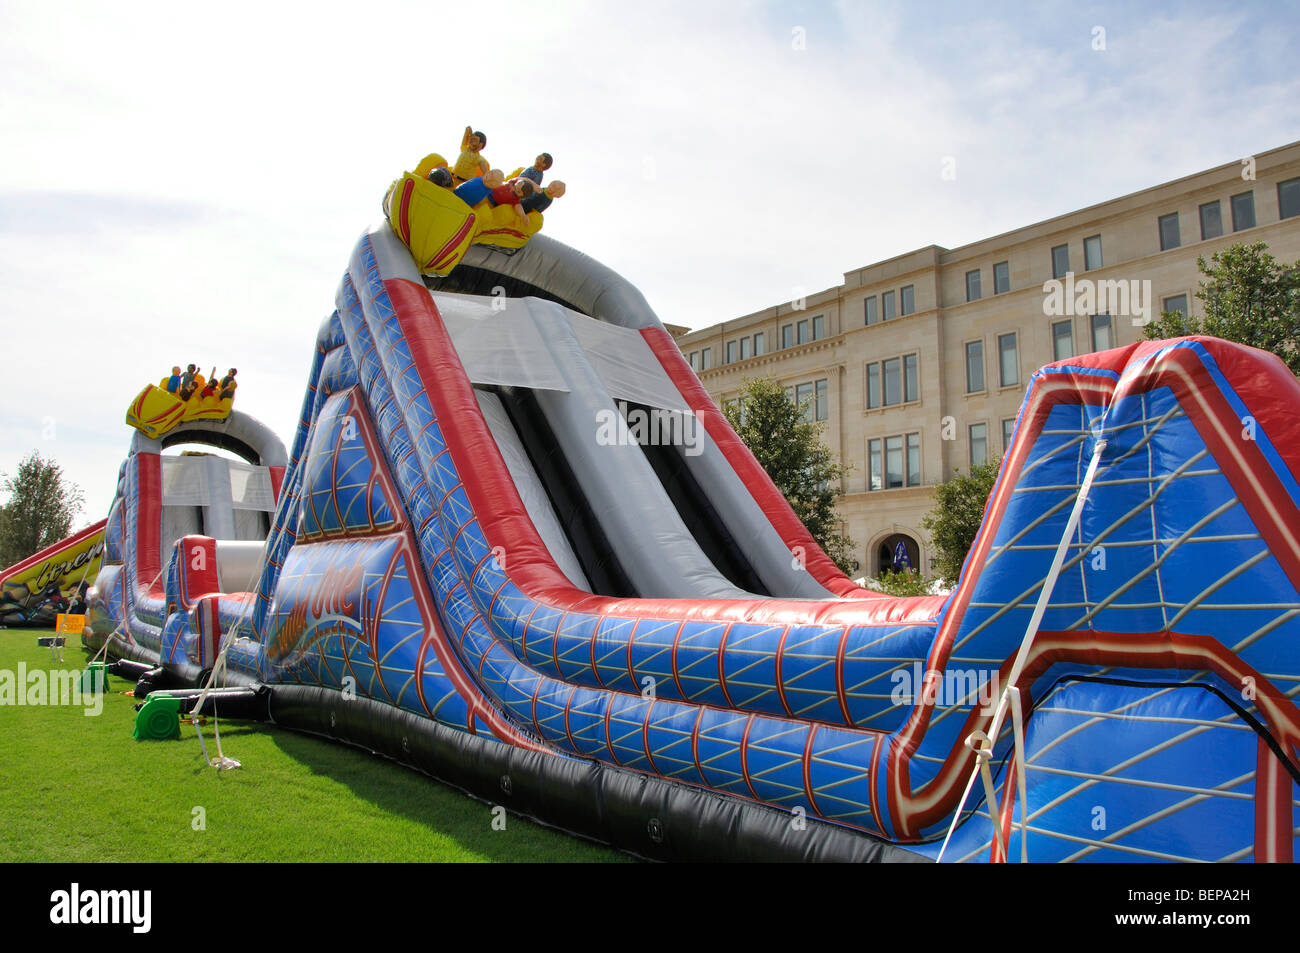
[82,215,1300,862]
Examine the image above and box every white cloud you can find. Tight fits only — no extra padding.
[1,0,1298,522]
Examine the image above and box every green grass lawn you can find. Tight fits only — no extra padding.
[0,630,628,862]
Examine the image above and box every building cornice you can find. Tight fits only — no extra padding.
[674,139,1300,345]
[697,335,845,383]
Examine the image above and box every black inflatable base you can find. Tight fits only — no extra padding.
[266,684,929,863]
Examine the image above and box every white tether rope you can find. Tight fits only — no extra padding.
[189,542,270,771]
[938,435,1109,863]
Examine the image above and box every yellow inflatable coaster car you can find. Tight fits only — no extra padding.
[126,379,233,439]
[383,169,544,277]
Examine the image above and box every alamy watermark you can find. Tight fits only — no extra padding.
[50,883,151,933]
[595,401,703,457]
[1043,272,1153,326]
[1,664,103,716]
[890,661,999,713]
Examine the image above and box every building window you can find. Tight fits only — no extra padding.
[900,285,915,315]
[1231,191,1256,231]
[796,382,813,422]
[1163,294,1188,319]
[700,347,712,370]
[966,269,981,302]
[726,340,737,364]
[864,296,878,325]
[1199,200,1223,240]
[797,319,809,344]
[1158,212,1180,251]
[782,324,793,349]
[739,337,751,361]
[793,379,828,422]
[1002,418,1016,454]
[1090,314,1113,352]
[881,290,896,320]
[1084,234,1103,271]
[689,351,698,370]
[969,423,988,467]
[1052,320,1073,361]
[1279,177,1300,220]
[866,354,919,409]
[812,314,826,340]
[882,357,901,406]
[1051,244,1070,279]
[753,332,765,356]
[998,332,1018,387]
[965,340,985,393]
[993,261,1010,294]
[885,435,904,489]
[868,433,922,490]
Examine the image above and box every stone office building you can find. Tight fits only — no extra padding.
[675,140,1300,577]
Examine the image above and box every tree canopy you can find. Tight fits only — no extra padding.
[722,377,857,575]
[0,451,85,568]
[1141,240,1300,376]
[921,457,1001,587]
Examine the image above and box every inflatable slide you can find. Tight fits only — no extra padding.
[86,223,1300,862]
[1,519,105,628]
[84,413,285,667]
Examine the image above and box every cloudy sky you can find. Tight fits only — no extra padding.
[2,0,1298,522]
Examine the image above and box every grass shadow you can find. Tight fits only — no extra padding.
[266,727,629,862]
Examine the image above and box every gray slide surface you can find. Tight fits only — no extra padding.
[368,223,848,602]
[474,389,592,592]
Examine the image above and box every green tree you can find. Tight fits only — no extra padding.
[722,377,857,575]
[868,567,934,597]
[0,451,85,568]
[921,457,1001,587]
[1142,241,1300,376]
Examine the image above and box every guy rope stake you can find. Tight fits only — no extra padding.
[190,536,267,772]
[190,617,243,771]
[938,435,1109,863]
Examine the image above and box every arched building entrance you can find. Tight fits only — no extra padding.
[875,532,920,575]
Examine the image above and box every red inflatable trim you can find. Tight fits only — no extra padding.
[0,516,107,581]
[885,338,1300,837]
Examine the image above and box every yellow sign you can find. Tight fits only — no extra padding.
[55,613,86,634]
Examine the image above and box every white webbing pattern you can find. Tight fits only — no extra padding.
[937,436,1108,863]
